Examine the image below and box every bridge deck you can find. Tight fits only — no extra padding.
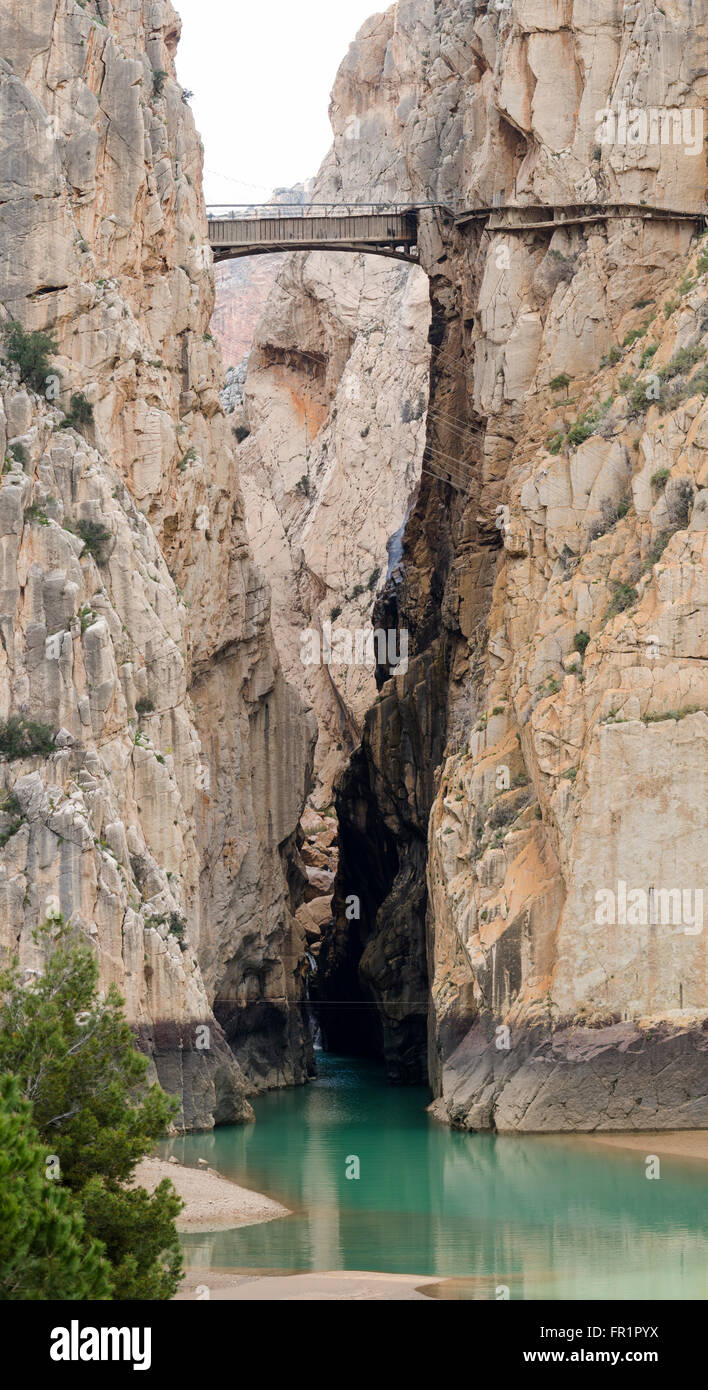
[208,211,418,262]
[207,202,706,263]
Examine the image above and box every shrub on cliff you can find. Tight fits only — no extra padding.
[61,392,94,432]
[0,1075,112,1300]
[1,319,58,395]
[0,921,183,1300]
[0,716,55,761]
[75,519,113,564]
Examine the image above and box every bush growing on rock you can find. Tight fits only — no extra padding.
[61,391,94,431]
[0,791,24,847]
[1,319,58,395]
[666,479,694,528]
[607,582,638,617]
[75,519,113,564]
[0,716,55,761]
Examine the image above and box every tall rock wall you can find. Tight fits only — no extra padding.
[229,58,432,805]
[308,0,708,1125]
[0,0,316,1127]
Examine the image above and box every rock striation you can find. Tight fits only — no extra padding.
[0,0,316,1128]
[268,0,708,1126]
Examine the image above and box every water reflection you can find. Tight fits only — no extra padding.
[164,1054,708,1300]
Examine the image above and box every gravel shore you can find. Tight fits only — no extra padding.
[133,1157,290,1233]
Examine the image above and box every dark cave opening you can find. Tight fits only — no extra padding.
[310,739,431,1086]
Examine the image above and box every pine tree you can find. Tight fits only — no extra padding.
[0,921,184,1299]
[0,1075,112,1299]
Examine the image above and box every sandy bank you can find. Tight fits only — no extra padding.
[587,1130,708,1163]
[176,1268,437,1300]
[133,1157,290,1233]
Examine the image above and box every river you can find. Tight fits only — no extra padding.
[164,1053,708,1299]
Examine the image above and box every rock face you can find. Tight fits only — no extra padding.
[0,0,316,1127]
[230,174,431,806]
[212,258,284,368]
[300,0,708,1125]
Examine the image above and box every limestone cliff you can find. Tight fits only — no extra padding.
[0,0,316,1128]
[280,0,707,1126]
[230,170,431,807]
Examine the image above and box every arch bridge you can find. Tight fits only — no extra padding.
[206,201,706,267]
[207,204,424,264]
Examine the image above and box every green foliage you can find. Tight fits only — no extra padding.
[75,519,112,563]
[607,582,638,617]
[152,68,168,97]
[548,431,565,455]
[549,373,571,393]
[61,392,94,431]
[0,1075,112,1300]
[667,479,694,527]
[9,442,28,468]
[646,531,671,568]
[330,605,342,622]
[168,912,187,949]
[0,716,55,761]
[566,413,596,447]
[642,706,702,724]
[663,297,679,318]
[1,319,58,394]
[0,791,24,847]
[622,328,646,348]
[177,447,197,472]
[687,366,708,397]
[651,467,670,489]
[368,566,381,591]
[0,922,182,1300]
[600,345,622,367]
[659,344,704,381]
[640,343,659,367]
[24,502,49,526]
[80,1176,182,1300]
[135,697,155,716]
[573,631,591,658]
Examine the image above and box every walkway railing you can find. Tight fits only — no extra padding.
[205,199,707,264]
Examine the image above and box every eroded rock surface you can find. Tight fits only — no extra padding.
[306,0,707,1125]
[0,0,316,1127]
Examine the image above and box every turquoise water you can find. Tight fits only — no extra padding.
[164,1054,708,1299]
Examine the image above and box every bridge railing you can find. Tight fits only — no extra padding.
[206,202,446,221]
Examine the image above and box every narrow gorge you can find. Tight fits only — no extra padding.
[1,0,706,1201]
[222,0,708,1133]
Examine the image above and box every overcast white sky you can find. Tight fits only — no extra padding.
[175,0,382,205]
